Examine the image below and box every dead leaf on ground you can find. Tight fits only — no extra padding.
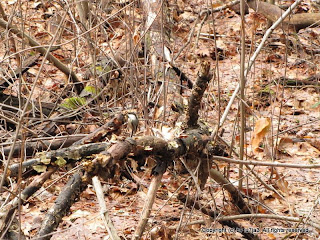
[251,117,271,153]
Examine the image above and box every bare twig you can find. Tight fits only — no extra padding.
[0,18,83,94]
[238,0,246,190]
[200,0,240,16]
[92,176,121,240]
[219,0,303,128]
[169,213,320,230]
[132,173,164,239]
[213,155,320,168]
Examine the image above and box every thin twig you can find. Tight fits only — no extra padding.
[219,0,303,128]
[213,155,320,168]
[132,173,163,240]
[92,176,121,240]
[169,213,320,230]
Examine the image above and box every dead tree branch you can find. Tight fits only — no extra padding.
[177,193,259,240]
[186,61,212,128]
[37,172,84,240]
[0,18,83,94]
[92,176,121,240]
[0,167,57,236]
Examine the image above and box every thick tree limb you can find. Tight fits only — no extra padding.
[248,0,320,31]
[8,142,110,177]
[186,61,212,128]
[37,172,85,240]
[2,134,85,158]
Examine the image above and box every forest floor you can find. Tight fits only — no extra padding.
[1,0,320,239]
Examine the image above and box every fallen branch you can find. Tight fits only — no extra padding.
[0,53,40,88]
[132,172,164,240]
[213,155,320,168]
[2,134,85,158]
[37,172,85,240]
[0,18,83,94]
[177,193,259,240]
[248,0,320,31]
[275,75,320,87]
[8,142,110,177]
[2,113,125,158]
[72,113,125,146]
[169,213,320,231]
[92,176,121,240]
[0,167,57,235]
[200,0,241,16]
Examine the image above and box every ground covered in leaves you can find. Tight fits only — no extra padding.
[1,0,320,239]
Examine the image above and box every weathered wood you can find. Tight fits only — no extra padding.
[2,134,84,158]
[8,142,110,177]
[186,61,212,128]
[38,172,84,240]
[0,167,57,235]
[0,18,83,94]
[247,0,320,31]
[72,113,125,146]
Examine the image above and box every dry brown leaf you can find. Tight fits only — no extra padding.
[274,172,289,196]
[251,118,271,153]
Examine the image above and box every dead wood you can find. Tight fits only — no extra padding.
[275,74,320,86]
[8,142,110,177]
[72,113,125,146]
[247,0,320,31]
[92,176,121,240]
[230,1,249,15]
[0,53,40,89]
[2,134,84,158]
[0,93,55,117]
[177,193,259,240]
[201,0,241,16]
[186,61,212,128]
[0,18,83,94]
[209,169,250,214]
[2,217,27,240]
[0,56,252,240]
[83,127,211,183]
[0,167,57,236]
[171,65,194,94]
[37,172,85,240]
[1,106,125,159]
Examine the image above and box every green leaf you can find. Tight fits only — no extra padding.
[311,101,320,108]
[55,156,67,167]
[60,97,86,110]
[80,85,100,97]
[39,153,51,165]
[33,165,47,173]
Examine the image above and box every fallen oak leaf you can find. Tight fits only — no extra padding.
[251,117,271,153]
